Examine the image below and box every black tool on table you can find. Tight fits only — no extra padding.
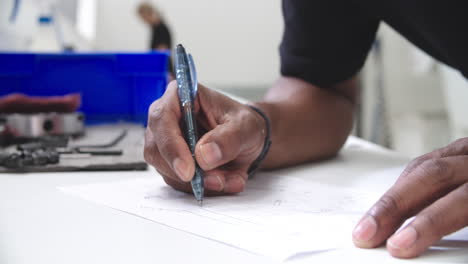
[0,130,127,169]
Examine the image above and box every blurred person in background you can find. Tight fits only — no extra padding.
[137,2,173,76]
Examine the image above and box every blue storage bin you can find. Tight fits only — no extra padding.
[0,52,169,124]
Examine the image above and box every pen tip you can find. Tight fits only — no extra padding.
[198,200,203,207]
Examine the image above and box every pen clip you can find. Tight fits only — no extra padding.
[187,54,198,98]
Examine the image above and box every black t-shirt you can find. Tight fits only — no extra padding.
[150,22,172,50]
[280,0,468,88]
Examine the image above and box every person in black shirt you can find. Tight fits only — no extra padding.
[138,2,173,75]
[144,0,468,259]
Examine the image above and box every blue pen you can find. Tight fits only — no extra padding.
[174,44,204,205]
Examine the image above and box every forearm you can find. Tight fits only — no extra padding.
[254,76,358,169]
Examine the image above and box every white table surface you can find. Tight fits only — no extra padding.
[1,136,467,264]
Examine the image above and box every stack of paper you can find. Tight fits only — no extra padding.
[60,173,379,261]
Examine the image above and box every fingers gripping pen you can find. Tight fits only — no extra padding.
[174,44,204,205]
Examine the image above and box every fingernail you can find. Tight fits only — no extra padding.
[224,177,246,193]
[388,227,417,250]
[200,142,222,168]
[173,158,190,181]
[204,175,224,192]
[353,216,378,242]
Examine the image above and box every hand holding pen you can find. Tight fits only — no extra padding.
[144,46,270,198]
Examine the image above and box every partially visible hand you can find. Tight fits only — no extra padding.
[353,138,468,258]
[0,93,81,113]
[144,81,267,195]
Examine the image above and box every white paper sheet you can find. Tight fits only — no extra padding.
[59,174,379,261]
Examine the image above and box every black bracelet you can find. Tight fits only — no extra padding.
[246,105,272,179]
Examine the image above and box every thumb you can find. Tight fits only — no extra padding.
[195,107,265,171]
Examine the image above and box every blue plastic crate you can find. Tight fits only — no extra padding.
[0,52,169,124]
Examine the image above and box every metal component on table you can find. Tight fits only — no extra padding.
[75,149,123,156]
[58,148,123,156]
[0,144,61,169]
[174,44,204,205]
[72,129,127,149]
[0,129,127,170]
[18,135,69,151]
[0,112,85,138]
[63,129,127,156]
[0,135,67,168]
[0,148,60,169]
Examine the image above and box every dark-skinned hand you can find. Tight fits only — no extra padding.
[353,138,468,258]
[144,81,266,195]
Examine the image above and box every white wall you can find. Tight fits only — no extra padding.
[441,65,468,139]
[361,24,451,157]
[56,0,78,23]
[94,0,283,89]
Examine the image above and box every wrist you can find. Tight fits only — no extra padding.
[245,104,272,178]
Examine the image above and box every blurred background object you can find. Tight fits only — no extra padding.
[0,0,94,51]
[0,0,166,172]
[360,24,466,158]
[137,2,173,76]
[92,0,282,98]
[137,2,172,52]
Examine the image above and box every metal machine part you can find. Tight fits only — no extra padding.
[0,148,60,169]
[0,112,85,138]
[0,129,127,169]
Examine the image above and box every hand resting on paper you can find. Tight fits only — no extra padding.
[144,81,266,195]
[353,138,468,258]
